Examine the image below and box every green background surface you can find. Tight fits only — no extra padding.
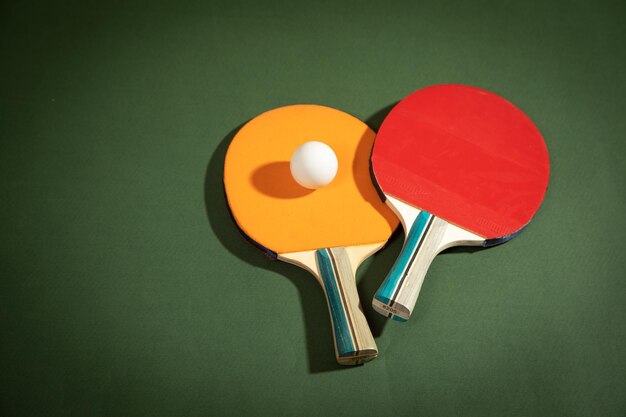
[1,0,625,416]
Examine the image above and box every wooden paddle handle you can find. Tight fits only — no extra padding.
[372,211,447,321]
[315,247,378,365]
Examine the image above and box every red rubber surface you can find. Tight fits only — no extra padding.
[371,84,550,239]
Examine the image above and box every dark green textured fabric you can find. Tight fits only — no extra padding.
[1,1,625,416]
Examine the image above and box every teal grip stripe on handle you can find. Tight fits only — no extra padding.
[316,249,356,358]
[374,211,433,307]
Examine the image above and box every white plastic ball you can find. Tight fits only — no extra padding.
[290,141,338,189]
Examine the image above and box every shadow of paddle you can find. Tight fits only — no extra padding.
[354,102,403,336]
[440,246,484,255]
[356,227,403,336]
[365,102,398,132]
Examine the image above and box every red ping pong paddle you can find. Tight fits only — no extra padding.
[371,84,550,321]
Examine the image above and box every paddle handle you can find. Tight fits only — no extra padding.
[315,247,377,365]
[373,211,447,321]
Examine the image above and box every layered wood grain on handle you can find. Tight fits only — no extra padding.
[372,211,446,321]
[316,247,377,365]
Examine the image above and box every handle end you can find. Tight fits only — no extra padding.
[372,294,411,321]
[337,348,378,365]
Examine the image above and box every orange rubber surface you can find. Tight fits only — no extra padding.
[224,105,398,254]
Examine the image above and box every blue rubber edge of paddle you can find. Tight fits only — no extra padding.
[483,224,527,247]
[316,249,355,357]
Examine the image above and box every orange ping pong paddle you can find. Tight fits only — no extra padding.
[224,105,398,365]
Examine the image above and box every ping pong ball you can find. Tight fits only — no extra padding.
[290,141,338,189]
